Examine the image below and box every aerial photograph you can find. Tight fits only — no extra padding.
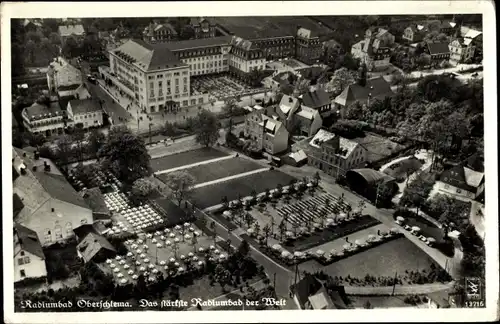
[10,14,486,312]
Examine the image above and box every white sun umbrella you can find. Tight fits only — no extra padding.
[137,239,144,244]
[178,267,184,272]
[210,245,216,250]
[184,234,191,240]
[164,266,169,270]
[140,253,147,259]
[169,257,176,263]
[285,231,294,237]
[148,277,155,282]
[144,258,150,263]
[132,275,138,280]
[142,244,149,250]
[128,270,134,275]
[119,260,126,265]
[193,256,199,261]
[396,216,405,222]
[427,237,436,243]
[114,229,121,234]
[194,231,200,236]
[188,252,194,257]
[247,228,255,234]
[169,233,176,238]
[223,210,232,217]
[316,249,325,256]
[294,251,304,258]
[148,264,155,269]
[113,268,120,273]
[198,261,204,266]
[412,226,421,232]
[117,273,124,278]
[180,255,186,260]
[106,259,113,264]
[338,213,347,219]
[272,244,282,251]
[214,249,220,254]
[146,233,153,238]
[124,264,130,269]
[219,254,226,259]
[160,236,166,241]
[342,244,351,251]
[307,182,314,188]
[189,227,195,232]
[109,230,115,235]
[152,269,158,274]
[155,231,161,236]
[159,260,166,266]
[164,228,171,233]
[198,247,205,252]
[109,263,116,268]
[139,266,146,272]
[151,238,157,243]
[355,239,364,246]
[135,261,141,266]
[122,227,128,231]
[184,222,190,227]
[165,240,172,246]
[174,238,180,243]
[156,243,163,248]
[281,251,291,258]
[175,225,182,230]
[174,262,180,267]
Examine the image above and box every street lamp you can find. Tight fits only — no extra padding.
[149,122,153,144]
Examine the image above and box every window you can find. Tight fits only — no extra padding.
[18,258,25,265]
[81,219,87,225]
[20,251,25,256]
[66,222,73,236]
[20,270,26,278]
[456,189,462,194]
[175,79,179,85]
[55,225,63,239]
[44,229,51,244]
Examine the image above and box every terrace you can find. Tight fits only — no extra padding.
[191,74,266,101]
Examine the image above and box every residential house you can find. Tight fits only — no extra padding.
[12,147,93,247]
[295,28,323,65]
[436,164,484,200]
[73,222,110,241]
[308,129,367,178]
[47,57,83,92]
[77,232,116,263]
[291,274,347,310]
[402,24,429,43]
[22,101,67,136]
[190,17,217,39]
[334,76,394,113]
[229,36,267,73]
[425,42,451,63]
[244,106,289,155]
[300,88,333,118]
[57,84,91,100]
[143,22,178,43]
[66,99,104,129]
[439,20,459,35]
[58,24,86,44]
[23,19,43,33]
[81,188,111,220]
[293,105,323,137]
[351,28,394,71]
[14,223,48,283]
[276,95,302,129]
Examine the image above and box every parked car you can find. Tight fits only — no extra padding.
[87,74,97,84]
[418,235,427,243]
[404,225,412,231]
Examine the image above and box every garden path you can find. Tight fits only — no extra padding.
[191,167,270,189]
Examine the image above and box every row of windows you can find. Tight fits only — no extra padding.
[181,54,224,61]
[44,220,86,243]
[74,113,98,120]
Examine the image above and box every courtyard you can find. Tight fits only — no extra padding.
[191,74,266,101]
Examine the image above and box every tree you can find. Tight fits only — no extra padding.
[238,240,250,257]
[88,129,106,155]
[293,78,311,96]
[62,36,80,58]
[55,134,75,165]
[72,126,86,161]
[162,170,195,205]
[357,200,366,216]
[131,178,155,203]
[415,53,431,69]
[25,39,36,64]
[194,109,219,147]
[253,222,261,238]
[424,31,449,43]
[278,220,287,241]
[214,264,232,290]
[262,224,271,245]
[98,126,151,184]
[329,67,357,95]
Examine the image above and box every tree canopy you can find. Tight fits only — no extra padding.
[194,109,219,147]
[162,170,195,205]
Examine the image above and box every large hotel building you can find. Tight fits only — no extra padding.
[102,26,321,114]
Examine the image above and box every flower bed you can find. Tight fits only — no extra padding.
[314,232,405,266]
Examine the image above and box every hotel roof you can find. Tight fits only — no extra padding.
[69,99,102,115]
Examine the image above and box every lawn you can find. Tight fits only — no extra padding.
[160,157,264,185]
[213,16,332,39]
[151,148,229,172]
[190,170,296,209]
[303,238,438,278]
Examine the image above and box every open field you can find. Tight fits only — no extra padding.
[151,148,229,172]
[213,16,332,39]
[190,170,296,209]
[300,238,438,278]
[159,157,264,185]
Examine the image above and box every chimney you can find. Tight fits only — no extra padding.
[32,166,37,172]
[20,167,27,175]
[289,97,293,103]
[34,151,40,160]
[22,152,27,157]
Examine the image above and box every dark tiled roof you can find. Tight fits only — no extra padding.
[292,274,323,308]
[14,223,45,259]
[82,187,110,216]
[190,17,213,26]
[296,66,326,81]
[34,171,89,208]
[77,232,116,262]
[24,102,64,120]
[163,36,232,51]
[301,89,331,109]
[335,77,394,106]
[427,42,450,55]
[69,99,102,115]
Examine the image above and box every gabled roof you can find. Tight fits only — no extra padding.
[279,95,300,116]
[334,77,394,106]
[77,232,116,262]
[427,42,450,55]
[82,188,110,216]
[230,36,259,51]
[14,223,45,259]
[163,36,232,51]
[292,274,323,309]
[35,172,89,208]
[190,17,213,26]
[308,288,335,309]
[297,27,316,39]
[463,167,484,187]
[23,102,64,121]
[13,193,25,217]
[460,26,482,39]
[58,24,85,37]
[69,99,102,115]
[301,89,330,109]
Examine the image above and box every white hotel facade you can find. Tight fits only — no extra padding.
[104,36,266,113]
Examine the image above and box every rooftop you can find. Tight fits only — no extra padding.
[334,77,394,106]
[77,232,116,263]
[58,24,85,37]
[23,102,64,121]
[427,42,450,55]
[69,99,102,115]
[301,88,331,109]
[82,187,110,216]
[14,223,45,259]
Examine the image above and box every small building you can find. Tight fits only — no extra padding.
[190,17,217,39]
[143,22,178,43]
[58,24,85,44]
[449,38,476,66]
[352,27,394,72]
[301,88,333,118]
[244,107,289,155]
[425,42,451,62]
[77,232,116,263]
[81,188,111,220]
[47,57,83,93]
[334,76,394,112]
[439,21,459,35]
[22,101,66,136]
[345,168,398,201]
[14,223,48,283]
[67,99,104,129]
[295,28,323,65]
[308,129,367,178]
[436,165,484,200]
[229,36,267,73]
[291,274,346,310]
[283,149,308,167]
[402,24,429,43]
[293,106,323,137]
